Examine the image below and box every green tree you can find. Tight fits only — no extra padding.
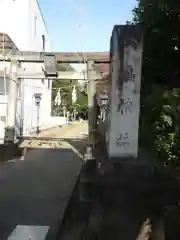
[132,0,180,165]
[52,63,88,116]
[133,0,180,87]
[57,63,75,72]
[73,89,88,118]
[52,63,75,114]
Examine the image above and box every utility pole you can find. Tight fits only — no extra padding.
[80,61,98,203]
[87,60,97,145]
[34,93,42,135]
[4,59,18,143]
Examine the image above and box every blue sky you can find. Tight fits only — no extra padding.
[39,0,137,52]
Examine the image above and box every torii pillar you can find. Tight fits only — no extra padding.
[106,25,143,159]
[4,59,19,143]
[87,60,98,145]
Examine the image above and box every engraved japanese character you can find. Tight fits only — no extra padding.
[116,132,130,147]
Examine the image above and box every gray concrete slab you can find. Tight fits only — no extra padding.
[8,225,49,240]
[0,147,83,240]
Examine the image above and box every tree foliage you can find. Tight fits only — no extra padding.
[132,0,180,165]
[52,79,74,110]
[133,0,180,86]
[57,63,75,72]
[52,63,88,116]
[52,63,75,112]
[73,90,88,118]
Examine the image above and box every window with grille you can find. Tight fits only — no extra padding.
[0,78,8,95]
[34,16,37,36]
[48,79,51,89]
[42,35,45,51]
[17,83,21,99]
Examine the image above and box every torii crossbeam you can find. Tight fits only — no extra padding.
[0,51,109,63]
[0,50,109,143]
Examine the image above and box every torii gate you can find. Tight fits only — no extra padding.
[0,50,109,143]
[0,25,144,161]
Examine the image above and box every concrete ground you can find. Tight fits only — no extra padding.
[0,122,88,240]
[58,130,180,240]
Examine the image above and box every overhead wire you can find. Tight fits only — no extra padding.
[65,0,100,98]
[65,0,86,60]
[52,83,79,90]
[24,82,80,90]
[40,0,87,65]
[65,0,87,83]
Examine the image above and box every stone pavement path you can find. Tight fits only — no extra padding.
[0,121,88,240]
[20,121,88,151]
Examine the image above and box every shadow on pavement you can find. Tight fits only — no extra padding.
[63,135,88,155]
[3,134,180,239]
[0,142,24,163]
[0,144,84,240]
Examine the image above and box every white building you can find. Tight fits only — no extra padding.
[0,0,53,142]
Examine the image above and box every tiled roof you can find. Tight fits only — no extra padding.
[0,35,109,63]
[55,52,109,62]
[93,63,109,75]
[0,33,18,50]
[59,52,109,59]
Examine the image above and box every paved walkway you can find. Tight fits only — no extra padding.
[0,122,88,240]
[32,122,81,138]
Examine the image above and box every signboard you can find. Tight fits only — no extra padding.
[107,25,143,158]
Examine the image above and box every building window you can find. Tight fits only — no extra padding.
[34,16,37,36]
[0,116,6,124]
[48,79,51,89]
[42,35,45,51]
[17,83,21,99]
